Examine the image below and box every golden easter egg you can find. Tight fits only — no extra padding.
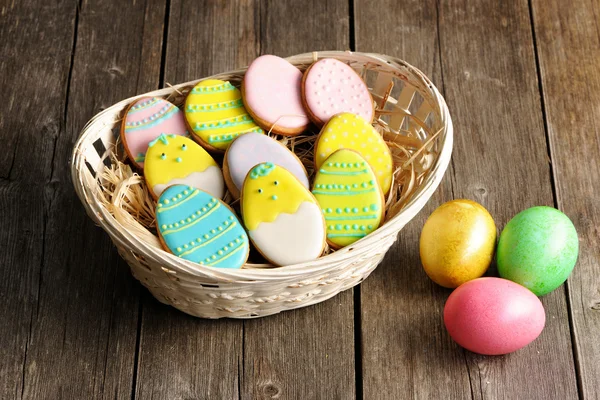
[419,199,496,288]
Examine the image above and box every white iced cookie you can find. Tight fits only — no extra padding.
[223,132,309,199]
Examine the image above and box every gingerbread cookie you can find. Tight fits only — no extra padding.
[121,97,188,168]
[184,79,263,152]
[144,134,224,199]
[156,185,249,268]
[241,162,325,266]
[315,112,393,194]
[223,132,309,198]
[242,55,310,136]
[302,58,374,126]
[312,149,385,249]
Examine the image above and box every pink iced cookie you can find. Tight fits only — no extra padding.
[302,58,374,126]
[121,97,188,168]
[242,55,310,136]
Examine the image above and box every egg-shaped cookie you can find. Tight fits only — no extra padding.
[121,97,188,168]
[313,149,384,249]
[144,134,224,199]
[302,58,374,126]
[224,132,309,199]
[241,162,325,266]
[315,112,393,195]
[242,55,310,136]
[156,185,249,268]
[185,79,263,152]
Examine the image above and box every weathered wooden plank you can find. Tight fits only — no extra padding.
[531,0,600,397]
[134,1,252,398]
[16,0,166,399]
[438,0,578,394]
[0,0,77,399]
[134,1,356,399]
[241,2,355,399]
[356,0,579,398]
[354,1,472,398]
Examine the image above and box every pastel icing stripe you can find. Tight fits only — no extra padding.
[303,58,374,124]
[122,97,188,168]
[185,79,263,150]
[243,55,309,131]
[144,134,224,199]
[241,163,325,266]
[312,149,384,248]
[225,132,309,194]
[315,112,393,195]
[156,185,248,268]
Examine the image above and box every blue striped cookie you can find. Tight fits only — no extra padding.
[156,185,249,268]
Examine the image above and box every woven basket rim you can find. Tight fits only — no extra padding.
[71,50,453,282]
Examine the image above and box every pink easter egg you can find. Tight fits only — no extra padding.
[443,277,545,355]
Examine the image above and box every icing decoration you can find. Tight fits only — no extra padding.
[121,97,188,168]
[315,112,393,194]
[312,150,384,248]
[156,185,248,268]
[241,163,325,266]
[303,58,374,124]
[185,79,263,150]
[144,134,224,199]
[225,132,309,196]
[243,55,309,133]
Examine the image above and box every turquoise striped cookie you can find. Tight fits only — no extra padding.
[156,185,249,268]
[312,149,385,249]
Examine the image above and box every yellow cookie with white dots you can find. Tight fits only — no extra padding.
[314,112,393,195]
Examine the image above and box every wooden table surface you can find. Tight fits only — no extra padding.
[2,0,599,399]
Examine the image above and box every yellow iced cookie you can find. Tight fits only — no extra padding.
[144,134,224,199]
[185,79,263,151]
[314,112,393,194]
[241,162,325,266]
[312,149,384,249]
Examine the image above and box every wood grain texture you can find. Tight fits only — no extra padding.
[241,2,355,399]
[354,1,471,398]
[136,1,356,399]
[433,1,578,398]
[14,0,166,399]
[531,0,600,398]
[0,1,77,399]
[356,0,579,398]
[134,1,252,398]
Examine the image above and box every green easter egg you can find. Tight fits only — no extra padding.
[497,206,578,296]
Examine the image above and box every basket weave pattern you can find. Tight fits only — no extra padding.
[71,51,453,319]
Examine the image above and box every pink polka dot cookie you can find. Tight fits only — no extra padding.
[302,58,374,126]
[242,55,310,136]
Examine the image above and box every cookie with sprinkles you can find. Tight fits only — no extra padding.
[156,185,249,268]
[314,112,393,195]
[120,97,188,168]
[144,134,224,200]
[184,79,263,152]
[312,149,385,249]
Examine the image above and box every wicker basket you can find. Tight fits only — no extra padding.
[71,51,453,319]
